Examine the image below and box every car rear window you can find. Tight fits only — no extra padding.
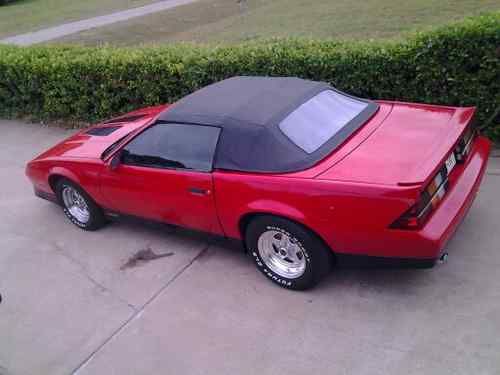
[279,90,369,154]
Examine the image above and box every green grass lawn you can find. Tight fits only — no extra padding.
[53,0,500,46]
[0,0,156,38]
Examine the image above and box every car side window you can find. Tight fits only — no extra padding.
[121,123,220,172]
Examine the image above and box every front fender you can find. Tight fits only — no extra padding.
[46,161,106,205]
[48,166,82,187]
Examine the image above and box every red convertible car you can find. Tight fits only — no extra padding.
[26,77,490,289]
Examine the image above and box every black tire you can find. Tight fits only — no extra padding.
[55,178,106,231]
[245,216,332,290]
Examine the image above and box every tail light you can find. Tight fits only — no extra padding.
[391,124,476,230]
[455,127,475,163]
[390,166,449,230]
[389,202,432,229]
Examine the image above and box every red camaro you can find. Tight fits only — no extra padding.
[26,77,491,289]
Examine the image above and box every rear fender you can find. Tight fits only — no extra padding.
[238,200,331,245]
[245,200,306,223]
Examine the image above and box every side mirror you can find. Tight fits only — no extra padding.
[109,151,122,171]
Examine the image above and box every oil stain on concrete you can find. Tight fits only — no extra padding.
[120,247,174,270]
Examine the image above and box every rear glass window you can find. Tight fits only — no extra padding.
[279,90,369,153]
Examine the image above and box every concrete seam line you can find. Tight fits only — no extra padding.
[70,240,213,375]
[53,243,139,311]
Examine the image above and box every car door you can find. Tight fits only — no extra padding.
[99,122,223,234]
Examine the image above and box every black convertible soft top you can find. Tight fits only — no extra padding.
[158,76,378,173]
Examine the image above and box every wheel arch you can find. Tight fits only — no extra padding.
[48,174,64,193]
[238,211,336,259]
[48,167,81,193]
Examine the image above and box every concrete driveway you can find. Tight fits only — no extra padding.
[0,119,499,375]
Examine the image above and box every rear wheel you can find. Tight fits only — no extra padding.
[245,216,332,290]
[55,178,106,231]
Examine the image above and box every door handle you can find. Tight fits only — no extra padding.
[188,187,210,196]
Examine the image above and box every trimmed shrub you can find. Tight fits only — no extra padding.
[0,13,499,140]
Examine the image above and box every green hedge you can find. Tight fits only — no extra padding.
[0,13,499,140]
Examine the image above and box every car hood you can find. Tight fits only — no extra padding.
[317,101,474,186]
[35,105,169,160]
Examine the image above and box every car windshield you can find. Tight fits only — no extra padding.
[279,90,369,154]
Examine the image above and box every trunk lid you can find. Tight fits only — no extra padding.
[317,101,475,186]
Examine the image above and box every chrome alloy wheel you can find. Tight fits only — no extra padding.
[61,186,90,224]
[257,230,306,279]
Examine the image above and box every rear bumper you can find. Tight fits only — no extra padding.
[397,136,491,259]
[336,253,437,268]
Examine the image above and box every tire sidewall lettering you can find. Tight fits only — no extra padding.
[264,225,311,263]
[61,184,90,229]
[63,207,88,228]
[251,225,311,288]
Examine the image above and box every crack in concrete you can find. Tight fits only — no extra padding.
[70,240,213,375]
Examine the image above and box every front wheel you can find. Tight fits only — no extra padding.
[245,216,332,290]
[55,178,106,231]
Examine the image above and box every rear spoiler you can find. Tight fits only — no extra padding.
[398,106,476,187]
